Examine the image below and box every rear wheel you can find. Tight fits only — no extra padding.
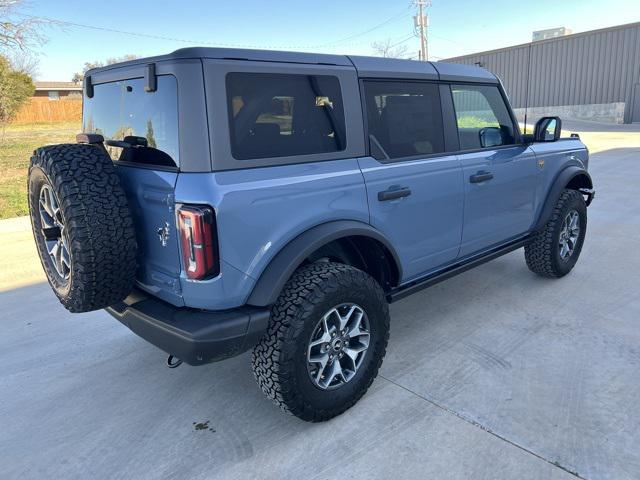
[251,262,390,422]
[525,189,587,278]
[28,144,137,312]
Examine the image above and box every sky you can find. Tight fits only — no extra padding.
[12,0,640,81]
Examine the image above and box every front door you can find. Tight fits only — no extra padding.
[449,84,538,257]
[359,80,464,282]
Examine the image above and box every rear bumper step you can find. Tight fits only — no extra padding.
[106,289,270,365]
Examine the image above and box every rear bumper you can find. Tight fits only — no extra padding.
[106,289,270,365]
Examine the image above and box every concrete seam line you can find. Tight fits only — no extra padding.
[379,375,587,480]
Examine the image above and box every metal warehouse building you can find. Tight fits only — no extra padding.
[445,22,640,124]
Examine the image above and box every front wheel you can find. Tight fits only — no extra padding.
[525,189,587,278]
[251,262,390,422]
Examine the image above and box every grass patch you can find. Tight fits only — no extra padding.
[456,115,499,129]
[0,121,80,219]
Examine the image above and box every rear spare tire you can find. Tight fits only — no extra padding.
[28,144,137,312]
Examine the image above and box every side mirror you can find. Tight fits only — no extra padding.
[479,127,503,148]
[534,116,561,142]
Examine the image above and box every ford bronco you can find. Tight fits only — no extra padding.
[28,48,594,422]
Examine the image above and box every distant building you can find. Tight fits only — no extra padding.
[532,27,572,42]
[34,81,83,101]
[445,22,640,124]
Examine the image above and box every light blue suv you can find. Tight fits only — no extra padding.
[28,48,594,421]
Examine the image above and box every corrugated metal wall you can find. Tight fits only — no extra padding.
[445,22,640,122]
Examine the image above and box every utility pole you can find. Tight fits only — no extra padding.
[413,0,431,61]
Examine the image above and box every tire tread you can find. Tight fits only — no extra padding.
[28,144,137,312]
[251,262,389,422]
[524,189,585,278]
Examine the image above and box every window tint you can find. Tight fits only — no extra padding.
[226,73,346,160]
[83,75,179,167]
[363,81,444,160]
[451,85,516,150]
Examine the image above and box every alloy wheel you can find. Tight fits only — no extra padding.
[306,303,371,390]
[38,184,71,280]
[559,209,580,261]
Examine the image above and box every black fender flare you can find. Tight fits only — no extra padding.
[246,220,403,307]
[533,166,593,231]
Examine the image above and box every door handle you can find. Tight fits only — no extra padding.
[378,187,412,201]
[469,171,494,183]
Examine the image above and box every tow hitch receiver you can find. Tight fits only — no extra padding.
[167,355,183,368]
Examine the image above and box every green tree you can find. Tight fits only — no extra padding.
[0,54,35,132]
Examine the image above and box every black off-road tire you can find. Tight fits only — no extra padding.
[28,144,137,312]
[251,262,390,422]
[525,189,587,278]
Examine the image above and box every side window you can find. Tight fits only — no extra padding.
[226,73,346,160]
[363,80,445,159]
[451,85,516,150]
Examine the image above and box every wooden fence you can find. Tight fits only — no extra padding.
[11,97,83,124]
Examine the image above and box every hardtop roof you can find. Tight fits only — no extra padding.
[86,47,497,83]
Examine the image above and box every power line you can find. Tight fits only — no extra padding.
[311,11,412,47]
[18,11,411,50]
[388,34,415,49]
[19,14,286,49]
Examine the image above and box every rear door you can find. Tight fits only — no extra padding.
[448,84,538,257]
[359,80,464,281]
[83,75,183,305]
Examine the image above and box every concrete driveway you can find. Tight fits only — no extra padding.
[1,121,639,480]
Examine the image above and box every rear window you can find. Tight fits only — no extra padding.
[226,73,346,160]
[363,80,445,160]
[82,75,179,167]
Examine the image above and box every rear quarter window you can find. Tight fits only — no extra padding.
[82,75,179,167]
[226,72,346,160]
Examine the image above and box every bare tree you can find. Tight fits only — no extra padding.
[72,55,139,82]
[8,50,38,76]
[371,38,410,59]
[0,0,51,51]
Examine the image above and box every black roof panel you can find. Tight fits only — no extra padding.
[86,47,497,84]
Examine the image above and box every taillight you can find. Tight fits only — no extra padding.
[177,205,219,280]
